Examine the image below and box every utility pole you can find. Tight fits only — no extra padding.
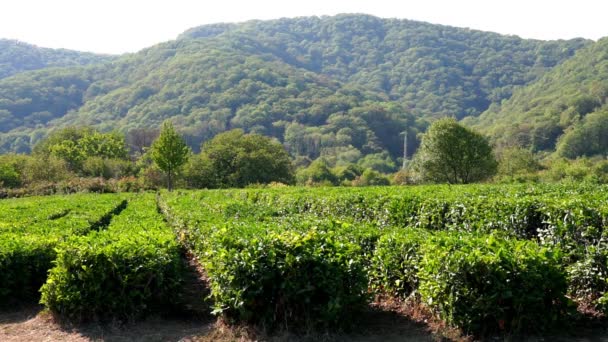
[402,130,408,170]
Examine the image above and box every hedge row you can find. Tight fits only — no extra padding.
[159,193,370,330]
[237,185,608,308]
[0,194,127,305]
[40,194,183,322]
[160,190,573,335]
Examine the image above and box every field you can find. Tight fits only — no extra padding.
[3,184,608,340]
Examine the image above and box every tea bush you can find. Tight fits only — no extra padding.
[40,195,183,322]
[204,228,368,329]
[418,233,569,335]
[368,228,428,297]
[0,194,127,304]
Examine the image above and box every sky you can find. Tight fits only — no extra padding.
[0,0,606,54]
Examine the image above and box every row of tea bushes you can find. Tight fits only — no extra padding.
[234,185,608,310]
[159,192,371,330]
[159,190,571,335]
[40,194,184,322]
[369,229,568,334]
[0,194,127,305]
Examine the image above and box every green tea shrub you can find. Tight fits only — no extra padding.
[567,246,608,311]
[40,195,183,322]
[369,228,428,297]
[418,233,568,335]
[0,235,57,305]
[40,232,182,322]
[0,194,127,304]
[205,228,368,330]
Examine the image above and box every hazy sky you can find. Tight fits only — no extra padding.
[0,0,606,54]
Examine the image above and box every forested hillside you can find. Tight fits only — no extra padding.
[0,14,594,167]
[0,39,111,79]
[470,38,608,157]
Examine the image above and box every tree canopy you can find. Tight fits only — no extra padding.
[413,118,497,184]
[192,129,294,188]
[471,38,608,156]
[0,39,111,80]
[33,127,127,171]
[150,121,190,191]
[0,14,591,163]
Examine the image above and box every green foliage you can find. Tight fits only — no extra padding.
[9,181,608,332]
[0,194,127,304]
[205,228,367,329]
[40,195,183,322]
[357,152,398,173]
[352,169,391,186]
[0,39,110,80]
[418,233,568,335]
[369,229,428,297]
[33,127,128,171]
[475,38,608,154]
[82,157,135,179]
[161,185,606,334]
[567,246,608,311]
[0,235,57,305]
[0,162,21,188]
[22,155,72,184]
[199,129,294,188]
[150,121,190,191]
[413,118,497,183]
[0,15,590,163]
[296,158,338,185]
[556,110,608,158]
[496,146,541,181]
[331,163,363,184]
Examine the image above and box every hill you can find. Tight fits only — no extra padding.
[0,39,112,79]
[0,14,592,166]
[470,37,608,156]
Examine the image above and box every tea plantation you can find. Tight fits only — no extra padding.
[3,184,608,337]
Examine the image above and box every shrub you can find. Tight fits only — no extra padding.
[567,246,608,311]
[0,235,57,305]
[418,233,569,335]
[369,229,428,297]
[40,232,183,322]
[205,228,368,330]
[0,163,21,188]
[40,196,183,322]
[0,195,127,304]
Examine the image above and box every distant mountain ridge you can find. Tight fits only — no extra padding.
[0,39,112,79]
[468,37,608,155]
[0,14,599,165]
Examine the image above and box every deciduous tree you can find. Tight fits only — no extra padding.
[150,121,190,191]
[413,118,497,184]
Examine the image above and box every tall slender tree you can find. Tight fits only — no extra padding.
[150,121,190,191]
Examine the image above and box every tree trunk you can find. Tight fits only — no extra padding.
[167,171,173,192]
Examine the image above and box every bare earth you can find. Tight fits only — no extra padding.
[0,305,436,342]
[4,302,608,341]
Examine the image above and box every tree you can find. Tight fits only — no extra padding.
[497,146,540,180]
[413,118,497,184]
[201,129,294,188]
[127,128,159,156]
[33,127,128,172]
[150,121,190,191]
[296,158,337,185]
[557,110,608,158]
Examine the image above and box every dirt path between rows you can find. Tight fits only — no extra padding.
[0,304,435,342]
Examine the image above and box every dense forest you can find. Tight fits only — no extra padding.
[0,14,603,170]
[469,37,608,157]
[0,39,111,79]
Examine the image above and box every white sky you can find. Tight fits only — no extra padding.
[0,0,606,54]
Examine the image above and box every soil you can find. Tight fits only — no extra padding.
[0,304,435,342]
